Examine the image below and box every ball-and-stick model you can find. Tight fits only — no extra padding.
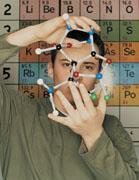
[35,13,112,116]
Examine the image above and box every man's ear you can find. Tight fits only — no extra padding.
[47,61,54,79]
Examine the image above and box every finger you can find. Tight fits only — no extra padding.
[69,82,85,112]
[38,17,65,40]
[69,19,77,29]
[80,16,101,32]
[46,28,66,44]
[56,90,75,115]
[97,90,106,114]
[79,83,96,113]
[72,17,91,31]
[48,113,72,127]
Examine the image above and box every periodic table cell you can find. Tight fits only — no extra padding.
[40,0,59,20]
[120,21,139,41]
[20,0,39,20]
[20,42,39,62]
[104,42,120,62]
[19,63,38,84]
[100,0,119,20]
[111,63,120,85]
[107,85,139,106]
[120,63,139,84]
[0,63,18,84]
[0,0,19,20]
[80,0,99,20]
[100,20,119,41]
[0,21,19,35]
[39,41,52,63]
[39,85,49,99]
[120,85,139,106]
[106,85,120,106]
[120,107,139,127]
[120,0,139,20]
[120,42,139,62]
[19,20,39,28]
[61,0,80,16]
[19,85,39,99]
[39,63,53,84]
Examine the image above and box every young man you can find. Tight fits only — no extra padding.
[0,16,139,180]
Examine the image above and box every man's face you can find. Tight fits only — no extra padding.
[48,42,100,105]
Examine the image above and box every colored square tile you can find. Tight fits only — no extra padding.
[111,63,120,85]
[39,63,53,84]
[120,0,139,20]
[20,0,39,20]
[100,20,120,41]
[120,63,139,84]
[39,41,52,62]
[0,0,19,20]
[104,42,120,62]
[120,21,139,41]
[81,0,99,20]
[100,0,119,20]
[61,0,80,16]
[0,63,18,84]
[19,85,39,99]
[20,42,39,62]
[0,20,19,35]
[40,0,59,20]
[120,85,139,105]
[120,42,139,62]
[39,85,49,99]
[19,63,39,84]
[106,85,120,106]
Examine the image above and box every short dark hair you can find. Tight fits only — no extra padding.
[51,30,105,71]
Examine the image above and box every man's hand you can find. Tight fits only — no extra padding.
[6,16,100,47]
[48,82,106,150]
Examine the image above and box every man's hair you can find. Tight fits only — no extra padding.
[51,30,105,71]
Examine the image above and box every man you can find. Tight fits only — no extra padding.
[0,15,139,180]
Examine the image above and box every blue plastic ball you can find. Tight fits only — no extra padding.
[48,87,54,94]
[96,73,103,79]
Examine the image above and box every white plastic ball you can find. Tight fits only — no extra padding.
[37,79,44,85]
[53,110,59,116]
[35,48,42,55]
[62,13,69,20]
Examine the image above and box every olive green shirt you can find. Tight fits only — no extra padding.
[0,33,139,180]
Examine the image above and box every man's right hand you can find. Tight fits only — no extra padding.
[6,15,101,47]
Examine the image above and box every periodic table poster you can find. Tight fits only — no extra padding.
[0,0,139,150]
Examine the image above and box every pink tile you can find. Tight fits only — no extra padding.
[81,0,99,20]
[100,0,119,20]
[61,0,80,16]
[20,0,39,20]
[40,0,59,20]
[120,0,139,20]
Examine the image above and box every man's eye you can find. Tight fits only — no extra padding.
[85,65,94,70]
[63,63,71,67]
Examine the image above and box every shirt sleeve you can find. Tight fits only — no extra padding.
[79,115,139,180]
[0,31,20,67]
[0,31,28,139]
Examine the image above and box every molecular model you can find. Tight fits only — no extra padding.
[35,13,112,116]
